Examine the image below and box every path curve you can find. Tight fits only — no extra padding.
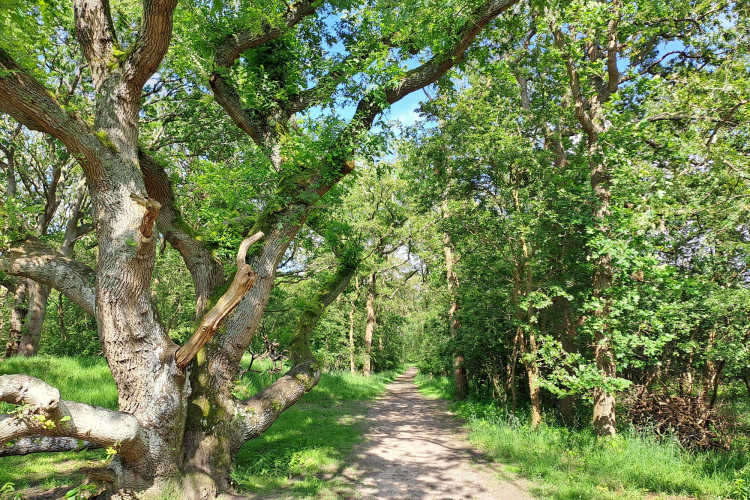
[345,367,533,499]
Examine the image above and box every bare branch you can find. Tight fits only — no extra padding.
[130,193,162,239]
[175,232,264,369]
[0,238,96,316]
[0,374,147,460]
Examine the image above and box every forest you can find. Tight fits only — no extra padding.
[1,0,749,498]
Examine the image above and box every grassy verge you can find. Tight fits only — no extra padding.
[0,356,402,499]
[414,372,750,500]
[231,362,403,498]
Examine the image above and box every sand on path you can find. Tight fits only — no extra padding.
[344,367,534,500]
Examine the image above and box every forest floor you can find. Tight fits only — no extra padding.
[339,367,534,500]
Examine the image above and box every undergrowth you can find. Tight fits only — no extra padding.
[414,371,750,500]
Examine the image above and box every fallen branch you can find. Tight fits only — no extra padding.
[175,232,264,369]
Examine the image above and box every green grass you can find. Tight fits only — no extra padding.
[0,355,403,499]
[0,356,114,496]
[0,356,118,410]
[414,373,750,500]
[231,364,404,498]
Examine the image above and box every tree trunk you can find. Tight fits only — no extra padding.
[5,281,28,357]
[700,328,725,410]
[525,340,542,430]
[17,281,50,356]
[555,296,578,426]
[443,231,468,400]
[349,277,359,375]
[363,272,377,377]
[551,3,622,437]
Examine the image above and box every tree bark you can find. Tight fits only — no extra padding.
[551,2,622,436]
[364,272,377,377]
[5,281,28,357]
[349,277,361,375]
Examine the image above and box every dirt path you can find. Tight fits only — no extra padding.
[343,367,534,500]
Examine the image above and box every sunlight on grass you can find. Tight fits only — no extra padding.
[414,371,455,400]
[0,356,403,499]
[0,356,118,410]
[414,372,750,500]
[231,367,403,497]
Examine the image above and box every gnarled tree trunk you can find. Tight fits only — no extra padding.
[0,0,518,495]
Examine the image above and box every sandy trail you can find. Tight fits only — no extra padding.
[344,367,533,500]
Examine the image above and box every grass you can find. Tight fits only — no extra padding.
[0,356,115,497]
[230,361,403,498]
[414,372,750,500]
[0,355,403,499]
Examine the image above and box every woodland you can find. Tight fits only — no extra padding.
[0,0,749,498]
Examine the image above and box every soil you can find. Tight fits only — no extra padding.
[341,367,534,500]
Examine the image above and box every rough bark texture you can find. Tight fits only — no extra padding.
[5,281,28,357]
[17,281,50,356]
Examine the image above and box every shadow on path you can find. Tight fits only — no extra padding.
[343,367,533,499]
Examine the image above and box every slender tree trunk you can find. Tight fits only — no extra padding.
[555,296,579,426]
[524,332,542,430]
[700,328,725,410]
[682,325,698,396]
[443,231,468,400]
[363,272,376,377]
[506,326,521,413]
[349,278,359,375]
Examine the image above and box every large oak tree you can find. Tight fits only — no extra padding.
[0,0,519,496]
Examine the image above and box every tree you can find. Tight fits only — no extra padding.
[0,0,518,495]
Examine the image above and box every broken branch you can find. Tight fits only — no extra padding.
[130,193,162,240]
[175,231,264,369]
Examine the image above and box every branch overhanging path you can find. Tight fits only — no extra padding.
[343,367,533,499]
